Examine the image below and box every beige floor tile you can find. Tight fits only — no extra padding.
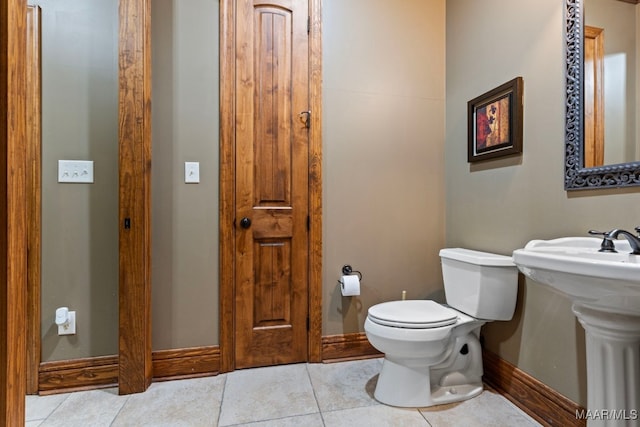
[234,413,324,427]
[419,389,543,427]
[307,359,381,412]
[39,388,128,427]
[322,404,429,427]
[25,393,69,422]
[25,361,544,427]
[218,364,319,426]
[111,376,226,427]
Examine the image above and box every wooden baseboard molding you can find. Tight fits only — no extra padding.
[38,346,221,394]
[38,333,381,393]
[39,355,119,395]
[321,332,381,363]
[482,349,586,427]
[152,346,220,381]
[38,333,378,393]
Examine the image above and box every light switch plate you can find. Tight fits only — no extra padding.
[58,160,94,183]
[185,162,200,183]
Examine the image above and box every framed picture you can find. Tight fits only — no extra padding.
[467,77,523,162]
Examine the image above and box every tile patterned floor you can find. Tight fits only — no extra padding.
[26,358,542,427]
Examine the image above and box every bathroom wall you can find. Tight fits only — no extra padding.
[36,0,119,361]
[36,0,220,360]
[322,0,446,335]
[150,0,446,345]
[37,0,444,360]
[445,0,640,406]
[29,0,640,407]
[150,0,219,350]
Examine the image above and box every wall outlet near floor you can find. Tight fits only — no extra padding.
[58,311,76,335]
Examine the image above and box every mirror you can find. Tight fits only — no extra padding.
[565,0,640,189]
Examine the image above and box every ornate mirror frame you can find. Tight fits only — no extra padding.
[565,0,640,190]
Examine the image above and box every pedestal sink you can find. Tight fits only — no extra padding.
[513,237,640,427]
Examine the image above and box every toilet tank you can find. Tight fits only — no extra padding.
[439,248,518,321]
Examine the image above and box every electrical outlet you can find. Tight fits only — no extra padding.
[58,160,94,183]
[58,311,76,335]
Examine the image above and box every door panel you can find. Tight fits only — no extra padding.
[235,0,309,368]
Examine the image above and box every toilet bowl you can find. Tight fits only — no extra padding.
[364,248,518,408]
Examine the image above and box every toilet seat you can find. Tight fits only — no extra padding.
[367,300,458,329]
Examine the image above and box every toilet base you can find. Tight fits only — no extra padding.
[374,358,431,407]
[374,357,483,407]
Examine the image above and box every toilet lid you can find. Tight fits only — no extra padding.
[367,300,458,329]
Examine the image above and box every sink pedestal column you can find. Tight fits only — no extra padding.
[572,303,640,427]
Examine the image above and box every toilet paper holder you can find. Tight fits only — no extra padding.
[340,264,363,281]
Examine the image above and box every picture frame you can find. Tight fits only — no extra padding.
[467,77,523,163]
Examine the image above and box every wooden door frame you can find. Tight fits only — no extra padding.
[1,0,28,423]
[219,0,323,372]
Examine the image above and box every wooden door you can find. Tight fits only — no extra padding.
[234,0,310,368]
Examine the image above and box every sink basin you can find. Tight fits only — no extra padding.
[513,237,640,427]
[512,237,640,315]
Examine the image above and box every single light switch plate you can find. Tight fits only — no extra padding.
[58,160,94,183]
[185,162,200,183]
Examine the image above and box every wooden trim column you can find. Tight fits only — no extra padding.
[219,0,236,373]
[1,0,27,423]
[307,0,323,363]
[26,4,42,395]
[118,0,153,394]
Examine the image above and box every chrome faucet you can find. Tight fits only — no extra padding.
[606,228,640,255]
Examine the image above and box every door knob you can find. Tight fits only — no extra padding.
[239,217,252,229]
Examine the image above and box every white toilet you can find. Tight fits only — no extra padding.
[364,248,518,408]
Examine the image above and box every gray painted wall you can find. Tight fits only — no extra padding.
[321,0,446,335]
[40,0,445,358]
[150,0,447,345]
[150,0,219,350]
[38,0,119,361]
